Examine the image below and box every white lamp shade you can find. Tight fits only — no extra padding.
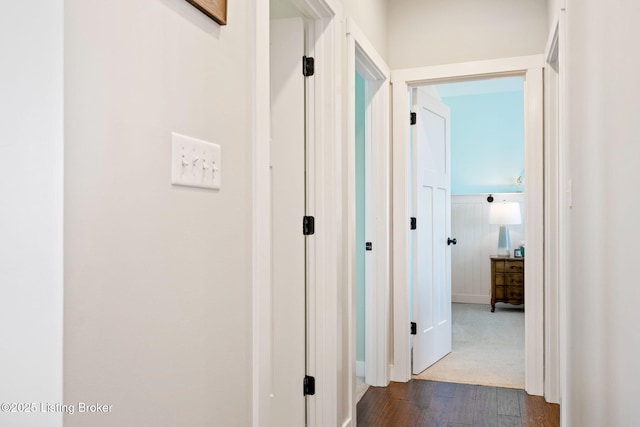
[489,202,522,225]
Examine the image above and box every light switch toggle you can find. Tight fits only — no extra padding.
[171,133,221,190]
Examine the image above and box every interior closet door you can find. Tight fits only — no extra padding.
[270,17,306,427]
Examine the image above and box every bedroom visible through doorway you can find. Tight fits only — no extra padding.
[411,76,526,388]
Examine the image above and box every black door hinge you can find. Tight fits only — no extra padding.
[411,322,417,335]
[410,217,417,230]
[303,375,316,396]
[303,56,315,77]
[303,216,315,235]
[410,112,417,125]
[366,242,372,251]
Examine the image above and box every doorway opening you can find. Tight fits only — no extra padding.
[410,77,526,389]
[259,0,343,425]
[346,20,391,423]
[391,55,545,396]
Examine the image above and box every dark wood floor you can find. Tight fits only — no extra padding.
[357,380,559,427]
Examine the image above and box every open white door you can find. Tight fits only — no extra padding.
[411,88,453,375]
[270,17,306,426]
[363,76,375,382]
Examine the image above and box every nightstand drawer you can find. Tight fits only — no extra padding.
[506,286,524,300]
[494,274,524,287]
[495,260,524,273]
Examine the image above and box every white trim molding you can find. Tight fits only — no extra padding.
[345,17,391,427]
[390,77,413,382]
[550,6,569,425]
[452,295,490,304]
[252,0,271,425]
[392,55,545,85]
[524,65,545,396]
[543,25,561,404]
[390,55,546,397]
[298,2,344,426]
[306,6,344,425]
[544,9,568,410]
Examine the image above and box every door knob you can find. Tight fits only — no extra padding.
[447,237,457,246]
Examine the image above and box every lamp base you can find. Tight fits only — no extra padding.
[497,225,511,256]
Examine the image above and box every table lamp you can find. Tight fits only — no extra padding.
[489,201,522,256]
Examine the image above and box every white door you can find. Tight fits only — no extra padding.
[411,88,453,375]
[363,86,375,383]
[270,17,306,426]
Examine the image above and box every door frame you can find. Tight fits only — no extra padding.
[253,0,343,426]
[543,26,560,403]
[390,55,546,396]
[544,10,567,406]
[345,16,391,424]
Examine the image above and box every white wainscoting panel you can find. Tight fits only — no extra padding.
[451,193,525,304]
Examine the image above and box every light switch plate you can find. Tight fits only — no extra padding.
[171,133,221,190]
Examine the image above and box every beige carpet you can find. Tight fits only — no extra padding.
[412,303,524,389]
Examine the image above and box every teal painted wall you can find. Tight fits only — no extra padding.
[355,72,366,364]
[441,89,525,195]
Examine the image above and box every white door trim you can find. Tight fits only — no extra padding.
[345,17,391,427]
[543,24,560,403]
[551,8,569,425]
[390,77,413,383]
[544,11,568,408]
[252,1,272,425]
[524,64,545,397]
[391,55,546,396]
[253,1,343,426]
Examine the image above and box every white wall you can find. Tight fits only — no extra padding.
[565,0,640,425]
[0,2,64,426]
[343,0,389,61]
[64,0,253,426]
[388,0,548,69]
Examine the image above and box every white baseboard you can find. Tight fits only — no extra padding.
[389,363,411,382]
[356,361,365,378]
[452,294,491,304]
[342,418,354,427]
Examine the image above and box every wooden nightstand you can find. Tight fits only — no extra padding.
[490,256,524,312]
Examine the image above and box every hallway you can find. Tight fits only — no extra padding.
[357,380,559,426]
